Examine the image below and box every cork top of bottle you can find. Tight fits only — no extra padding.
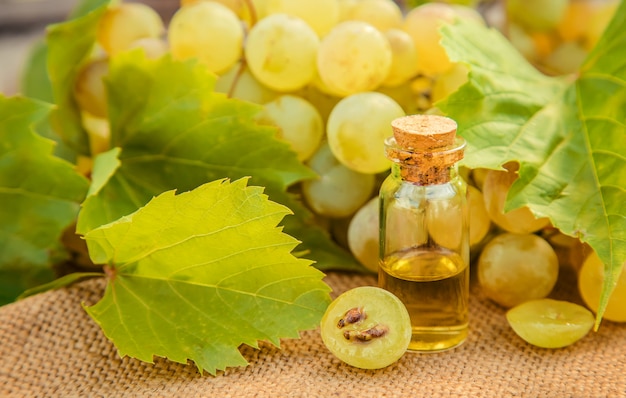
[385,114,464,184]
[391,115,457,150]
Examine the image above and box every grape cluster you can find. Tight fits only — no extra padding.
[72,0,623,354]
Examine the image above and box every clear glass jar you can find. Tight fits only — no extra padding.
[379,115,470,352]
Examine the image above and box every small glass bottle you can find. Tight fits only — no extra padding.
[379,114,469,352]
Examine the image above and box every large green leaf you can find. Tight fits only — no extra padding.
[439,7,626,327]
[76,51,360,271]
[0,95,89,305]
[83,178,331,374]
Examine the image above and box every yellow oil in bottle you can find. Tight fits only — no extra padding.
[379,246,469,352]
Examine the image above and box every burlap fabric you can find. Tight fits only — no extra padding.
[1,267,625,397]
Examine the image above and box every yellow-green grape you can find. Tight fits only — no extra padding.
[583,0,619,50]
[382,29,419,88]
[507,23,539,62]
[320,286,411,369]
[245,14,319,92]
[344,0,403,32]
[296,83,342,124]
[403,2,457,77]
[403,3,484,77]
[426,195,465,251]
[74,58,109,118]
[376,84,420,116]
[215,63,278,105]
[482,165,550,234]
[506,0,569,32]
[347,197,380,273]
[431,62,469,104]
[97,3,164,56]
[168,2,243,74]
[266,0,339,37]
[326,92,405,174]
[478,233,559,308]
[317,21,392,96]
[543,41,588,75]
[337,0,359,21]
[256,95,324,161]
[578,251,626,323]
[506,299,594,348]
[81,112,110,156]
[467,185,491,246]
[127,37,168,59]
[302,142,376,218]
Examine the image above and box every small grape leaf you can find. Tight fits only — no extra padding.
[46,0,112,156]
[83,178,331,375]
[0,95,89,305]
[439,8,626,327]
[75,51,360,271]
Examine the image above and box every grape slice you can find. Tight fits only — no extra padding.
[506,299,594,348]
[320,286,411,369]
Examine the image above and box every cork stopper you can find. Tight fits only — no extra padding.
[391,115,457,150]
[386,115,464,185]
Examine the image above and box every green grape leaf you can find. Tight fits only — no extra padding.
[83,178,331,375]
[76,51,358,271]
[0,95,89,305]
[47,0,112,156]
[439,8,626,327]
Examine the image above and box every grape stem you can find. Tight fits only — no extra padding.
[227,0,258,99]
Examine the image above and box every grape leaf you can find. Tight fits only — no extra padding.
[83,178,331,375]
[75,51,360,271]
[47,0,111,156]
[439,8,626,327]
[0,95,89,305]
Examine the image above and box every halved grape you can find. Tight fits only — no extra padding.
[506,299,594,348]
[320,286,411,369]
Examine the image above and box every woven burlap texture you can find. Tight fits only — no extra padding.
[1,268,625,397]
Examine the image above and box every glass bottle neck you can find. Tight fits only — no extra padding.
[391,162,458,185]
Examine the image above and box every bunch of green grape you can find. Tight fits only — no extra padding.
[73,0,486,269]
[71,0,624,357]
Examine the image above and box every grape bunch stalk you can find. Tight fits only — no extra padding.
[72,0,623,358]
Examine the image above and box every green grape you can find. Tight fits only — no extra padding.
[320,286,412,369]
[403,3,484,77]
[256,95,324,161]
[478,233,559,308]
[578,251,626,323]
[543,41,588,75]
[482,164,550,234]
[506,0,569,32]
[81,112,110,156]
[345,0,403,32]
[97,3,164,56]
[431,62,469,104]
[347,197,380,273]
[168,2,244,74]
[402,3,457,77]
[376,84,420,116]
[245,14,319,92]
[317,21,392,96]
[296,83,342,124]
[382,29,419,88]
[507,23,540,62]
[74,58,109,118]
[506,299,594,348]
[127,37,168,59]
[326,92,405,174]
[302,142,376,218]
[215,62,278,105]
[266,0,339,37]
[467,185,491,247]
